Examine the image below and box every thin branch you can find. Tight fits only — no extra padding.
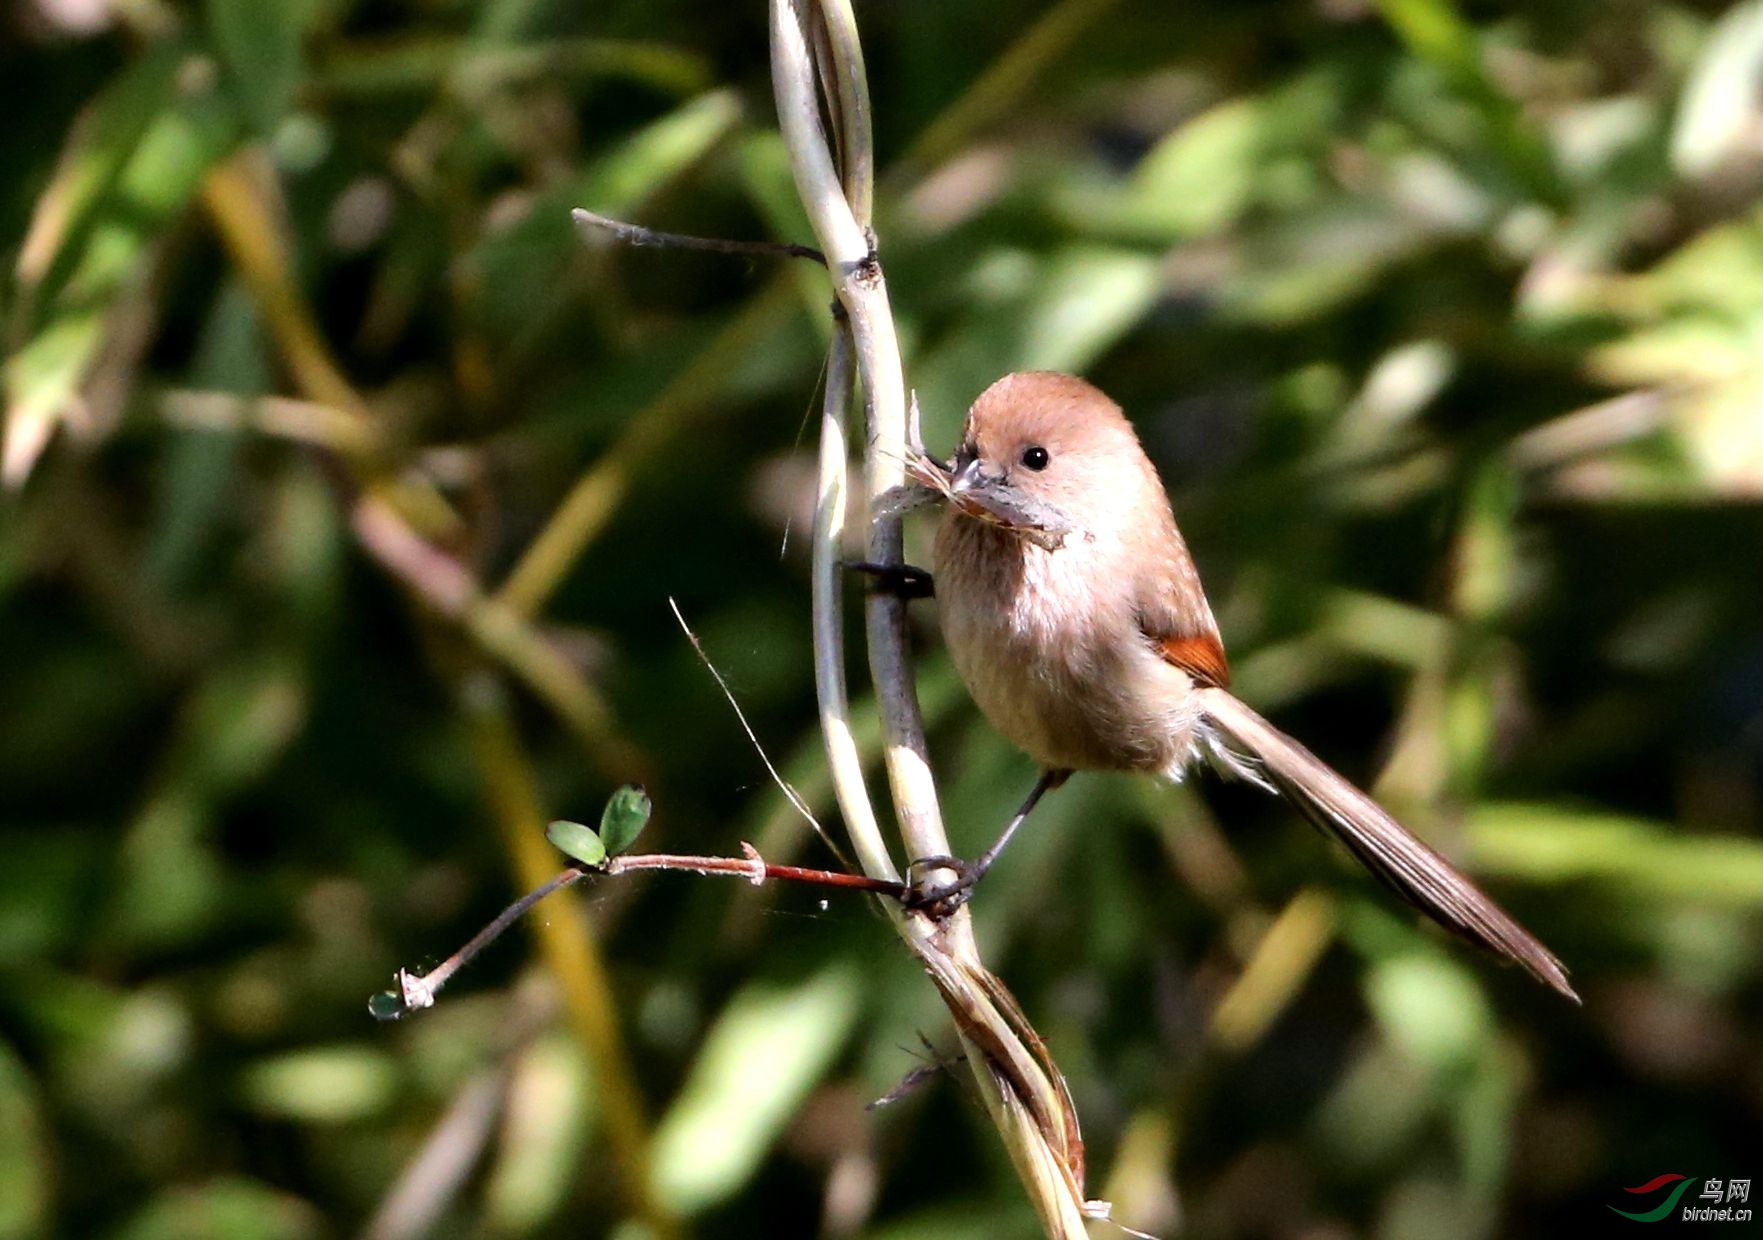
[160,388,382,458]
[1506,386,1676,471]
[379,847,910,1016]
[389,870,588,1011]
[456,675,673,1238]
[610,848,907,895]
[573,207,826,265]
[812,1,873,222]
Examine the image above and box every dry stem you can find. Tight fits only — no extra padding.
[773,1,1095,1233]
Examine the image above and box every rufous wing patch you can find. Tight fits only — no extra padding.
[1155,632,1231,688]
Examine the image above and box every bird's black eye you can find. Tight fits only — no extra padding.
[1020,445,1050,471]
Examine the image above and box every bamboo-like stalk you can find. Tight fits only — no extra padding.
[775,1,1093,1233]
[811,325,901,884]
[773,0,949,888]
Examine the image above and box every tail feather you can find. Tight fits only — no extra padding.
[1198,686,1577,1002]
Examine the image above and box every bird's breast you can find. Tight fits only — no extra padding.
[933,516,1205,774]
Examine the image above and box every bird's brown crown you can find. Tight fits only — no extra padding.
[959,371,1152,515]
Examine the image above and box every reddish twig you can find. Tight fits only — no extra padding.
[608,847,908,895]
[373,844,908,1020]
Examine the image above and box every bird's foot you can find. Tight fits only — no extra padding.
[847,561,935,601]
[903,854,984,918]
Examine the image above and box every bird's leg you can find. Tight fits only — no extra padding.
[906,768,1071,916]
[847,560,935,600]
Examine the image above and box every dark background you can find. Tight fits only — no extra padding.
[3,0,1761,1236]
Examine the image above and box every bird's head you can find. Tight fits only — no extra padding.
[943,371,1149,546]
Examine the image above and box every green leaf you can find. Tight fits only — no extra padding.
[0,1043,47,1240]
[1468,804,1763,904]
[911,244,1160,445]
[1363,955,1491,1072]
[6,50,238,488]
[11,42,186,307]
[114,1177,321,1240]
[237,1045,397,1123]
[575,89,742,214]
[3,312,104,488]
[1673,0,1763,177]
[650,966,861,1214]
[1118,98,1264,241]
[545,820,607,867]
[597,784,652,856]
[206,0,306,135]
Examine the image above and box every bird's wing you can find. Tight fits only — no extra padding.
[1151,631,1231,688]
[1134,530,1231,688]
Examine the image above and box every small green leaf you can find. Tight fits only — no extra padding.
[545,820,607,868]
[206,0,307,135]
[598,785,652,856]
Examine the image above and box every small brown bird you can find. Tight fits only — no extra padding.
[910,370,1575,1001]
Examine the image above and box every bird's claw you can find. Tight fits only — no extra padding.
[848,561,935,601]
[904,854,981,917]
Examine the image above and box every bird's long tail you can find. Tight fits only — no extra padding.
[1197,686,1577,1002]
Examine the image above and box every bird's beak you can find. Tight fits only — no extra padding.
[948,454,986,497]
[937,450,1077,550]
[946,455,1035,529]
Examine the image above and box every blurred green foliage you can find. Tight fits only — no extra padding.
[4,0,1763,1237]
